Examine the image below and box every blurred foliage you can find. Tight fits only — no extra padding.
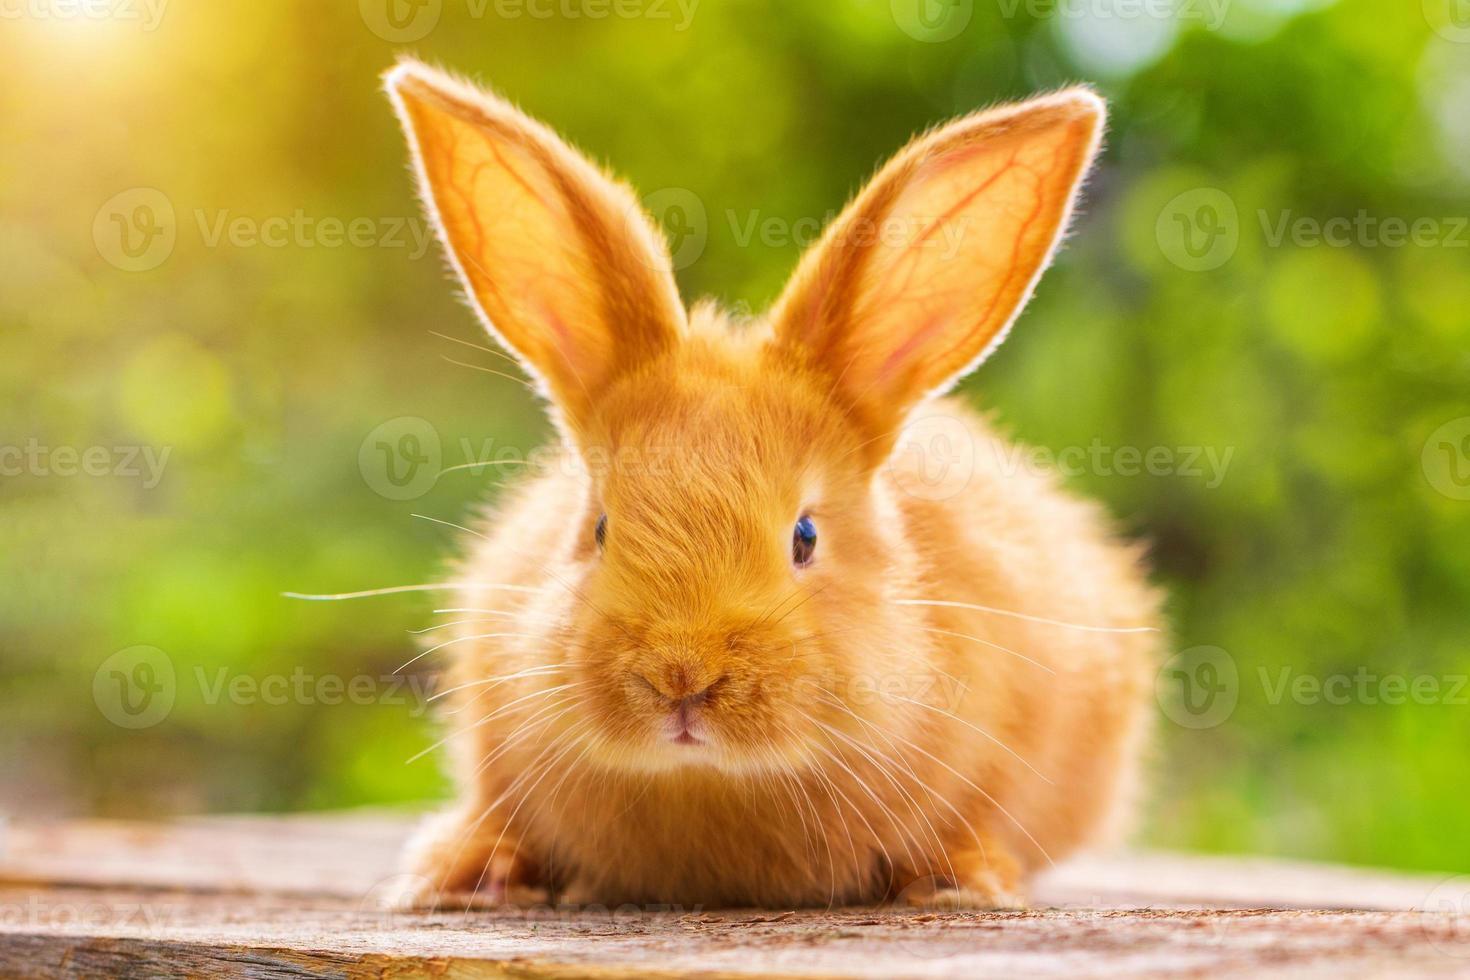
[1,0,1467,875]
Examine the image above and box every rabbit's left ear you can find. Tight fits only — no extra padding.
[385,60,686,435]
[771,89,1105,460]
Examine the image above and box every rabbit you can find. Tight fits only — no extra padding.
[382,57,1162,910]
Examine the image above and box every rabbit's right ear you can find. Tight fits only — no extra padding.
[385,60,686,433]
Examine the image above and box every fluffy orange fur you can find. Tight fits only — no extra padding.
[384,58,1161,910]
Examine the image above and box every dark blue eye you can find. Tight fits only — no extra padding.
[595,514,607,549]
[793,515,817,567]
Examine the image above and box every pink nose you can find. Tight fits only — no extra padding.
[632,670,726,744]
[635,661,723,705]
[670,686,712,729]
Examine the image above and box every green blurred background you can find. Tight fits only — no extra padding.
[3,0,1468,875]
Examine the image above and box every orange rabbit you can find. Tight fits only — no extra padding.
[384,59,1161,909]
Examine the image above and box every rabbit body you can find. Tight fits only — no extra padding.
[386,61,1161,908]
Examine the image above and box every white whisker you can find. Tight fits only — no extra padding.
[394,631,541,674]
[406,683,579,764]
[437,459,534,477]
[885,694,1054,785]
[284,582,544,601]
[442,354,535,390]
[896,597,1158,634]
[427,665,570,703]
[412,513,486,539]
[918,626,1054,673]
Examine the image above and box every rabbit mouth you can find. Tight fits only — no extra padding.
[659,694,715,750]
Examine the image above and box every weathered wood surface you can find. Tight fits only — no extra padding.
[2,811,1469,978]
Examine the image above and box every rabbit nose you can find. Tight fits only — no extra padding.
[632,668,726,708]
[673,685,714,712]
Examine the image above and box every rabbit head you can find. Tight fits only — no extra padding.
[386,60,1104,776]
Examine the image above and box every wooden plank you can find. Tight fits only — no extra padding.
[2,812,1469,978]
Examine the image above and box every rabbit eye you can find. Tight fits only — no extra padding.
[595,514,607,549]
[793,515,817,567]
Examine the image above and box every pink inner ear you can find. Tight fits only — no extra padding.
[878,310,947,384]
[912,145,1014,230]
[871,136,1056,388]
[537,296,579,369]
